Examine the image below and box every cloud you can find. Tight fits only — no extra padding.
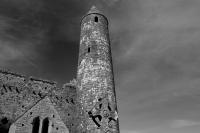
[0,15,44,67]
[171,120,200,128]
[101,0,120,6]
[111,0,200,105]
[0,39,40,68]
[0,42,22,62]
[108,0,200,131]
[0,13,48,71]
[121,129,141,133]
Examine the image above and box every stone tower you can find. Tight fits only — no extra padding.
[77,6,120,133]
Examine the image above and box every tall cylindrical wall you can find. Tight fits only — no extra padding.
[77,10,120,133]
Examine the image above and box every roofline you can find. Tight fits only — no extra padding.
[12,96,48,123]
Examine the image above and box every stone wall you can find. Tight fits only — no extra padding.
[0,69,77,133]
[12,97,69,133]
[77,7,120,133]
[50,84,77,132]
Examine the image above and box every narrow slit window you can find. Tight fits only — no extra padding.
[41,117,49,133]
[95,16,98,22]
[88,47,90,53]
[32,117,40,133]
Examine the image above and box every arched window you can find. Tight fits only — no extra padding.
[41,117,49,133]
[32,117,40,133]
[0,117,10,133]
[95,16,98,22]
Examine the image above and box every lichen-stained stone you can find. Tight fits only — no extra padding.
[28,77,57,97]
[77,6,120,133]
[0,70,28,122]
[11,96,69,133]
[50,84,77,133]
[0,70,56,123]
[0,68,77,133]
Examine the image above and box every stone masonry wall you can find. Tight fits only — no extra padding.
[0,69,77,133]
[50,84,77,132]
[77,7,120,133]
[12,97,69,133]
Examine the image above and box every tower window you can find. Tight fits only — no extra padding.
[95,16,98,22]
[88,47,90,53]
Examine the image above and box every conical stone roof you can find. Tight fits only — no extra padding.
[87,5,102,14]
[81,5,108,24]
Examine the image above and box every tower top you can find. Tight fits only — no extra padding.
[87,5,102,14]
[81,5,108,25]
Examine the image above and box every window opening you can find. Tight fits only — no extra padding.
[95,16,98,22]
[41,117,49,133]
[32,117,40,133]
[88,47,90,53]
[1,117,8,125]
[0,117,10,133]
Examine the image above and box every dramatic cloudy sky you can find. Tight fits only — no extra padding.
[1,0,200,132]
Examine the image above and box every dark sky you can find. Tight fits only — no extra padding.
[1,0,200,132]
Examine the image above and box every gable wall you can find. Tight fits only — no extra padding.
[50,84,77,132]
[0,69,77,133]
[13,97,69,133]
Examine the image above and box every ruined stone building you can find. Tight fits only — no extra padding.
[0,6,120,133]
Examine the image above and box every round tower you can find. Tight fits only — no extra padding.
[77,6,120,133]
